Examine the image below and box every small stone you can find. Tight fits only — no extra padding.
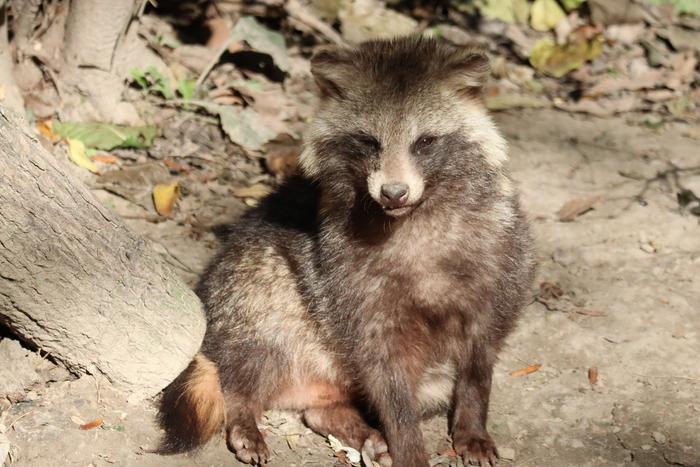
[652,431,667,444]
[639,241,657,254]
[611,426,621,433]
[571,439,584,448]
[499,447,516,460]
[641,444,652,451]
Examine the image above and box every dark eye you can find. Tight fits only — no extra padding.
[414,135,437,153]
[354,133,381,152]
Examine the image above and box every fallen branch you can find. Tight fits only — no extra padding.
[286,0,347,46]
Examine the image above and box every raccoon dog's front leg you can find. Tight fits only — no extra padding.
[451,339,498,466]
[357,353,430,467]
[224,395,270,466]
[210,339,281,466]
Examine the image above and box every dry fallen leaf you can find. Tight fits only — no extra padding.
[232,183,273,199]
[554,95,638,117]
[531,0,565,32]
[328,434,361,463]
[666,52,698,91]
[437,448,458,458]
[586,70,664,97]
[529,36,603,77]
[67,138,98,174]
[163,159,189,174]
[70,415,85,426]
[556,195,601,221]
[37,120,59,143]
[152,181,180,217]
[588,367,599,385]
[91,154,119,165]
[79,418,103,430]
[539,281,565,300]
[510,363,542,377]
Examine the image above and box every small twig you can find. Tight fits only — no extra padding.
[286,0,347,46]
[613,163,700,215]
[137,0,151,17]
[94,376,102,405]
[195,34,238,89]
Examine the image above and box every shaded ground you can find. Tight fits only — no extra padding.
[2,108,698,467]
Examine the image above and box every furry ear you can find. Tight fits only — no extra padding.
[310,46,354,100]
[445,48,491,98]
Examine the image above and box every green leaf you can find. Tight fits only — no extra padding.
[529,36,603,77]
[230,16,290,71]
[129,66,175,99]
[129,68,148,89]
[177,79,196,101]
[54,122,157,150]
[531,0,566,31]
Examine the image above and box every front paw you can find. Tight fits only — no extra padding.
[362,430,393,467]
[453,431,498,466]
[227,424,270,465]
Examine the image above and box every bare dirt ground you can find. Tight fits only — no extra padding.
[2,107,698,467]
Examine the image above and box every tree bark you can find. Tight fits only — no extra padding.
[0,107,205,401]
[63,0,138,70]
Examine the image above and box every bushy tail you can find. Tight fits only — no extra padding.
[157,353,225,454]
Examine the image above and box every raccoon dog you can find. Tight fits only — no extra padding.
[157,35,535,467]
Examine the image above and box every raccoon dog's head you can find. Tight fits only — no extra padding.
[301,36,508,218]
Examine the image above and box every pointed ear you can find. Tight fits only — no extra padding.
[444,48,491,98]
[310,46,354,100]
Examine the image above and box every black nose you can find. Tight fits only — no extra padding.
[380,183,409,208]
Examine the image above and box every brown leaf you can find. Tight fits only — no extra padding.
[163,159,189,174]
[232,183,273,199]
[510,364,542,377]
[588,367,599,385]
[554,95,638,117]
[667,52,698,91]
[539,281,564,300]
[265,141,301,177]
[205,16,231,49]
[556,195,600,221]
[79,418,103,430]
[438,448,458,458]
[91,154,120,165]
[586,70,664,97]
[37,120,59,143]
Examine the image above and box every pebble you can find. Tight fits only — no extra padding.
[499,447,516,460]
[641,444,652,451]
[652,431,667,444]
[571,439,584,448]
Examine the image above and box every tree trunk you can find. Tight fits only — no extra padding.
[0,107,205,401]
